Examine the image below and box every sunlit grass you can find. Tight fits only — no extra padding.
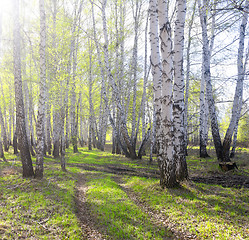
[86,174,172,239]
[0,161,82,239]
[124,176,249,239]
[66,147,156,170]
[1,145,249,239]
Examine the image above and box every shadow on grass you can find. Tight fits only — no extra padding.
[0,162,82,239]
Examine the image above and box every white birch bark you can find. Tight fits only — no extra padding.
[136,12,150,157]
[158,0,177,187]
[199,1,216,158]
[70,3,82,153]
[142,11,149,143]
[173,0,188,180]
[90,0,108,151]
[35,0,46,178]
[223,3,248,161]
[199,63,209,158]
[88,39,94,151]
[231,40,249,157]
[131,0,142,146]
[198,0,223,160]
[101,0,137,159]
[46,91,52,155]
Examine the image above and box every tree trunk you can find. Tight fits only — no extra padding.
[35,0,46,179]
[46,95,52,155]
[199,70,209,158]
[13,0,34,178]
[173,0,188,180]
[13,130,18,154]
[53,111,61,158]
[222,4,248,161]
[157,0,178,187]
[0,139,6,161]
[198,0,223,161]
[0,107,8,152]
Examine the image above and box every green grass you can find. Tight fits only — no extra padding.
[66,147,156,170]
[1,146,249,239]
[124,176,249,239]
[86,173,172,239]
[0,159,82,239]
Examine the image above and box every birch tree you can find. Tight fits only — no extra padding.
[35,0,46,178]
[173,0,188,180]
[222,2,249,161]
[198,0,223,160]
[199,0,249,162]
[13,0,34,178]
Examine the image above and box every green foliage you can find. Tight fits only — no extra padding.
[238,112,249,147]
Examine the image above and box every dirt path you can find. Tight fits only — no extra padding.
[112,175,198,240]
[74,162,249,239]
[74,170,198,240]
[74,173,107,240]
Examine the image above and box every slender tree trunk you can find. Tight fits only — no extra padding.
[35,0,46,179]
[101,0,137,159]
[46,94,52,155]
[53,111,61,158]
[51,0,61,158]
[29,84,36,151]
[199,72,209,158]
[222,4,248,161]
[150,106,156,162]
[173,0,188,181]
[13,0,34,178]
[142,11,149,153]
[198,0,223,161]
[0,139,6,161]
[131,0,141,147]
[230,124,239,158]
[0,107,8,152]
[13,130,18,154]
[88,119,92,150]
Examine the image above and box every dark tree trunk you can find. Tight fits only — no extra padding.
[13,131,18,154]
[53,139,60,158]
[138,128,151,159]
[13,0,34,178]
[200,139,210,158]
[0,139,6,161]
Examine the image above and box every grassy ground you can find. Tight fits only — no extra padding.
[0,146,249,239]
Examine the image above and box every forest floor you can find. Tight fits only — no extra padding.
[1,146,249,239]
